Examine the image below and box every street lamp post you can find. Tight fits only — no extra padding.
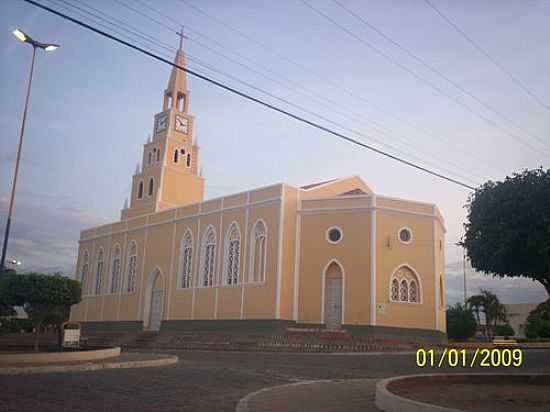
[0,29,59,273]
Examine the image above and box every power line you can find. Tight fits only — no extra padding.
[60,0,485,183]
[332,0,550,152]
[126,0,500,179]
[424,0,550,115]
[300,0,549,157]
[22,0,477,190]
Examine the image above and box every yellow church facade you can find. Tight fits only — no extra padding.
[70,46,447,342]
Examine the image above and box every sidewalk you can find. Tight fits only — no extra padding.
[236,378,381,412]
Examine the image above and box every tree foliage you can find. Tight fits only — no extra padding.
[446,303,477,341]
[495,324,515,337]
[525,300,550,339]
[463,168,550,297]
[467,289,507,339]
[0,273,81,350]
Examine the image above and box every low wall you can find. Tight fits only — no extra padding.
[344,324,447,345]
[0,346,121,365]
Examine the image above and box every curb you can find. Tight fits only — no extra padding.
[0,346,121,365]
[376,374,463,412]
[235,379,336,412]
[0,354,178,375]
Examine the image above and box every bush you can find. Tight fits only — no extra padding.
[526,300,550,339]
[495,323,515,337]
[446,303,477,341]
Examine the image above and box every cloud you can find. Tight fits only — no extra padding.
[445,260,547,305]
[0,196,106,276]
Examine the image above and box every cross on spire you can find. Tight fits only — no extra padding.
[176,26,187,51]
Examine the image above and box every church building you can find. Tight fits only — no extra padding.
[70,43,447,342]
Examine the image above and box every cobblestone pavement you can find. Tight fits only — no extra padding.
[2,349,549,412]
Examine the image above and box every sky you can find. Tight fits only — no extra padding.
[1,0,549,305]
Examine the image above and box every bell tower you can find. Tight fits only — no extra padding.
[121,31,204,220]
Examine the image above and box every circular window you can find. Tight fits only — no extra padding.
[326,227,343,244]
[398,227,412,244]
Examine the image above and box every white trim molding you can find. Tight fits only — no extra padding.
[369,195,377,326]
[397,226,413,245]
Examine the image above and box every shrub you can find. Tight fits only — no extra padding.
[495,323,515,337]
[446,303,477,341]
[526,300,550,339]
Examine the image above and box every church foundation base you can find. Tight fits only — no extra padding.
[344,324,447,345]
[160,319,295,335]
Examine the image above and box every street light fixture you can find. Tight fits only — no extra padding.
[0,29,59,273]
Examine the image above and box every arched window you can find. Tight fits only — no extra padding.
[174,149,179,163]
[224,223,241,285]
[156,148,161,162]
[399,280,408,302]
[391,278,399,301]
[409,280,418,303]
[126,241,137,293]
[137,180,144,199]
[148,178,154,197]
[201,226,216,287]
[249,220,267,283]
[180,230,193,288]
[186,153,191,167]
[80,250,89,295]
[148,152,152,165]
[94,249,104,295]
[110,244,121,294]
[389,265,422,304]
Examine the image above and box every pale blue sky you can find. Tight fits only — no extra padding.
[1,0,548,304]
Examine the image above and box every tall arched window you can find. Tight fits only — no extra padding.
[174,149,179,163]
[126,241,137,293]
[186,153,191,167]
[148,178,154,196]
[439,275,445,309]
[110,244,121,294]
[201,226,216,287]
[94,249,104,296]
[180,230,193,288]
[148,152,152,165]
[399,280,409,302]
[80,250,89,295]
[137,180,144,199]
[391,278,399,301]
[409,280,418,303]
[156,148,161,161]
[224,223,241,285]
[389,265,422,304]
[249,220,267,283]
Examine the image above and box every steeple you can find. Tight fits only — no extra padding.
[121,31,204,220]
[163,27,188,112]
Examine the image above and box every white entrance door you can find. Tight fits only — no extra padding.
[324,278,342,330]
[149,290,163,331]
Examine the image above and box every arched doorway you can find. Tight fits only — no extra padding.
[143,268,164,331]
[323,260,344,330]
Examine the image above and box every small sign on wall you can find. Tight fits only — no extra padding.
[377,303,386,314]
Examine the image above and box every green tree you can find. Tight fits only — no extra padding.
[468,290,507,338]
[495,324,515,337]
[446,303,477,341]
[525,300,550,339]
[463,168,550,298]
[0,273,81,351]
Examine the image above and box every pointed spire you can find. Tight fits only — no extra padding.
[165,28,188,107]
[135,162,140,174]
[147,134,151,144]
[123,197,128,209]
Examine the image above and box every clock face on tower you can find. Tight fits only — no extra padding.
[175,115,189,134]
[156,114,168,133]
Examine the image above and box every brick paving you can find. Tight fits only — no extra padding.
[1,349,549,412]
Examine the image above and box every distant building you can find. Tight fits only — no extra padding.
[69,42,447,342]
[503,303,540,337]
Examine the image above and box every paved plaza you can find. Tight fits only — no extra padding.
[2,349,550,412]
